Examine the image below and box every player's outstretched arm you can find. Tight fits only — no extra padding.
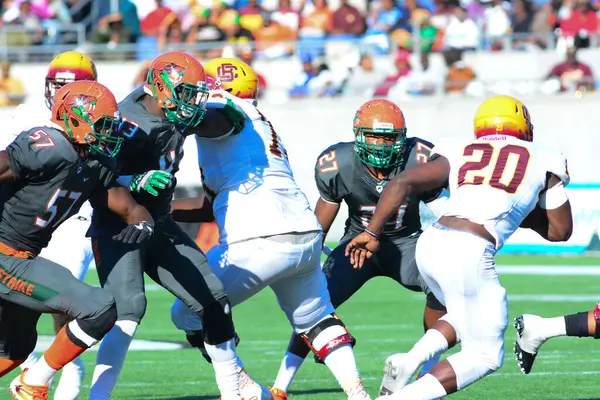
[106,186,155,244]
[521,174,572,242]
[314,198,340,244]
[0,151,15,182]
[171,195,215,223]
[346,156,451,269]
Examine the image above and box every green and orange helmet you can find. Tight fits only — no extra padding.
[353,99,407,168]
[144,51,209,127]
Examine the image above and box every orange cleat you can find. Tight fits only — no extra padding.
[9,369,49,400]
[269,387,288,400]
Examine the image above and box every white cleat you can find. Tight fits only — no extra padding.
[379,353,418,396]
[238,368,273,400]
[53,357,85,400]
[344,380,371,400]
[514,314,548,374]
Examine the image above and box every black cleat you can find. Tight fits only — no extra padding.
[514,315,539,374]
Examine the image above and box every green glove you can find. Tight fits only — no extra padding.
[130,170,173,196]
[221,97,246,134]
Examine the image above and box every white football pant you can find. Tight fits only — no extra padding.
[415,223,507,391]
[171,231,334,333]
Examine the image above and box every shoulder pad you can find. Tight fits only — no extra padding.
[541,147,570,186]
[405,137,436,166]
[314,142,354,203]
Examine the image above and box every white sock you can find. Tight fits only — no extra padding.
[89,320,138,400]
[205,339,240,399]
[542,316,567,339]
[397,373,447,400]
[20,352,39,371]
[273,351,305,392]
[323,344,361,392]
[23,355,57,385]
[407,329,449,376]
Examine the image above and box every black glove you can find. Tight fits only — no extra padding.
[113,221,154,244]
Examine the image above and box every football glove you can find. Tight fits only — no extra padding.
[130,170,173,196]
[221,97,246,134]
[113,221,154,244]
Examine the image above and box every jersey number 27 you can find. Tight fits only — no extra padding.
[458,143,530,194]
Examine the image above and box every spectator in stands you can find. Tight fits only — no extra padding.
[289,55,316,98]
[3,0,45,45]
[399,51,444,96]
[298,0,332,59]
[444,5,480,51]
[341,53,386,96]
[157,11,185,48]
[271,0,299,31]
[443,48,476,93]
[119,0,141,42]
[185,7,226,47]
[0,61,25,106]
[559,0,597,48]
[219,9,254,43]
[239,50,267,97]
[331,0,365,38]
[238,0,266,33]
[482,0,511,50]
[365,0,402,53]
[530,2,552,48]
[255,12,296,58]
[133,60,151,88]
[546,46,595,92]
[141,0,173,37]
[308,62,335,97]
[92,12,134,46]
[510,0,533,49]
[373,48,411,96]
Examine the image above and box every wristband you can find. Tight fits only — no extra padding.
[364,228,380,240]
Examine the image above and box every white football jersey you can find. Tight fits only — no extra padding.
[433,135,569,250]
[8,103,93,220]
[196,92,321,244]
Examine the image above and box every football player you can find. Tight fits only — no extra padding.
[169,58,372,400]
[1,80,154,400]
[269,99,449,400]
[9,50,99,400]
[346,95,573,400]
[87,52,248,400]
[514,305,600,374]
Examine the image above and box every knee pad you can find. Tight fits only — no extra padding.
[448,346,503,390]
[70,301,117,348]
[301,313,356,364]
[186,330,241,364]
[202,297,236,345]
[118,290,147,323]
[426,292,446,311]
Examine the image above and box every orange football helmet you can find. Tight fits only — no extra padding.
[51,81,123,157]
[144,52,209,127]
[45,51,98,109]
[353,99,407,168]
[474,95,533,142]
[203,58,259,104]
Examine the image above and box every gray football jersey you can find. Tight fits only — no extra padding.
[90,86,188,235]
[0,127,117,254]
[315,137,442,240]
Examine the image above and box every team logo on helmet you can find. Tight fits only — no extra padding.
[216,63,239,82]
[153,62,186,89]
[55,93,98,122]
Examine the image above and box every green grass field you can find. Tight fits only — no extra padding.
[4,253,600,399]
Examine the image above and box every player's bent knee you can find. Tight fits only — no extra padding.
[301,314,356,363]
[118,290,147,323]
[426,292,446,311]
[69,301,117,348]
[201,297,236,345]
[171,300,199,331]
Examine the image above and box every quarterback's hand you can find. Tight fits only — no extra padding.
[113,221,154,244]
[345,232,380,269]
[130,170,173,196]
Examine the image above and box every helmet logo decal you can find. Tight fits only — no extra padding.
[372,121,394,131]
[56,93,97,123]
[216,63,239,82]
[155,61,186,86]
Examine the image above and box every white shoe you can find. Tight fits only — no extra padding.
[344,380,371,400]
[238,368,273,400]
[514,314,548,375]
[379,353,418,396]
[54,357,85,400]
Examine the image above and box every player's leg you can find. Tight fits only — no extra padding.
[271,238,375,398]
[89,237,147,400]
[514,304,600,374]
[147,219,241,399]
[38,218,93,400]
[379,236,450,394]
[269,232,370,399]
[381,226,506,400]
[0,300,41,379]
[0,254,116,398]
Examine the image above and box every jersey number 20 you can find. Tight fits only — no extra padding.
[458,143,530,194]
